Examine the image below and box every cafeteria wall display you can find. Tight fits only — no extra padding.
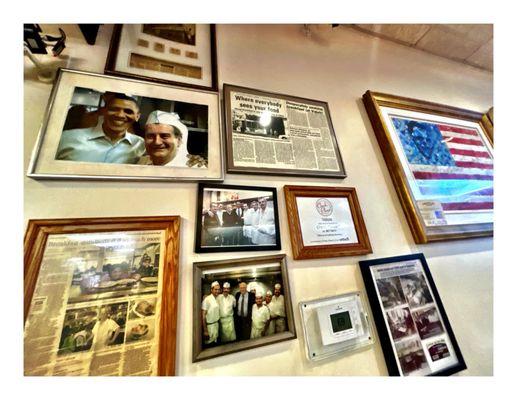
[24,216,180,376]
[359,253,466,376]
[192,254,296,362]
[284,185,372,259]
[27,69,223,181]
[362,91,493,243]
[105,24,218,91]
[223,84,346,178]
[195,183,281,253]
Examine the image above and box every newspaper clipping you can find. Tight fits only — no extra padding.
[24,230,164,376]
[371,259,459,376]
[230,91,341,172]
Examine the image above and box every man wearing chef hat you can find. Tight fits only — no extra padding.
[201,281,220,346]
[264,290,275,336]
[269,283,286,333]
[250,290,271,339]
[138,110,190,167]
[217,282,237,343]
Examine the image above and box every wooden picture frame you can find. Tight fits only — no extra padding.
[192,254,296,362]
[362,90,493,244]
[359,253,467,376]
[195,183,281,253]
[24,216,180,376]
[284,185,372,260]
[223,84,346,178]
[105,24,218,92]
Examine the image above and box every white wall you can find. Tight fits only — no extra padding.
[24,24,493,376]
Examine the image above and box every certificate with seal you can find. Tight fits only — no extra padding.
[284,186,372,260]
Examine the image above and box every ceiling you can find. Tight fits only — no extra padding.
[350,24,493,72]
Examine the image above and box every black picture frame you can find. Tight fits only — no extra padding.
[359,253,467,376]
[195,183,281,253]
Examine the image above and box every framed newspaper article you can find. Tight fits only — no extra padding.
[24,216,180,376]
[362,91,493,243]
[192,254,296,362]
[195,183,281,253]
[27,69,223,181]
[223,84,346,178]
[284,185,372,260]
[105,24,218,91]
[359,253,467,376]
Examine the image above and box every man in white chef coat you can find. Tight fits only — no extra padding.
[251,197,276,245]
[250,290,271,339]
[269,283,286,333]
[91,306,120,351]
[217,282,236,343]
[201,281,220,346]
[264,290,275,336]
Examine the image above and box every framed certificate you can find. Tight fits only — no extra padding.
[284,186,372,259]
[359,253,467,376]
[362,91,493,243]
[24,216,180,376]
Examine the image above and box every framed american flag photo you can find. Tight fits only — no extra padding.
[363,91,493,244]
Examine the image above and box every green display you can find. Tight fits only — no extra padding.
[330,311,352,333]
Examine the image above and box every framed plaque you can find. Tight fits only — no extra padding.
[359,253,467,376]
[192,254,296,362]
[105,24,218,91]
[27,69,223,181]
[363,91,493,243]
[195,183,281,253]
[223,84,346,178]
[24,216,180,376]
[284,185,372,260]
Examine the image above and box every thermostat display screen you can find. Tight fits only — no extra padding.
[330,311,352,333]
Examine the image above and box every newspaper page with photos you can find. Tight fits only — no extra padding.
[24,230,165,376]
[370,260,459,376]
[230,91,342,172]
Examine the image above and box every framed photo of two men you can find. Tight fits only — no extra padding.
[195,183,281,253]
[192,254,296,362]
[27,68,223,181]
[362,90,493,243]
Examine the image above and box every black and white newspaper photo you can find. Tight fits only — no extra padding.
[24,230,165,376]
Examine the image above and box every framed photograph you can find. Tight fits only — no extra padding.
[195,183,281,253]
[362,91,493,243]
[359,253,466,376]
[223,84,346,178]
[24,216,180,376]
[105,24,218,91]
[284,185,372,259]
[192,254,296,362]
[27,68,223,181]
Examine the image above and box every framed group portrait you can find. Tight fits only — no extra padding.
[195,183,281,253]
[192,254,296,362]
[363,91,493,243]
[27,69,223,181]
[24,216,180,376]
[223,84,346,178]
[359,253,466,376]
[105,24,218,91]
[284,185,372,259]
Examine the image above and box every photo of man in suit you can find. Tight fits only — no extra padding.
[234,282,255,341]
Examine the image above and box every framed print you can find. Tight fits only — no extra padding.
[27,68,223,181]
[24,216,180,376]
[223,84,346,178]
[359,253,466,376]
[362,91,493,243]
[105,24,218,91]
[284,185,372,259]
[192,254,296,362]
[195,183,281,253]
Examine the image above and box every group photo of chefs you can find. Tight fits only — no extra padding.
[199,188,278,248]
[200,278,287,348]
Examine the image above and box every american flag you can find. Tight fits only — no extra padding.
[392,117,493,213]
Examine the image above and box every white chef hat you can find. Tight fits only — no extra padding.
[211,281,220,288]
[274,283,281,289]
[266,290,272,296]
[223,282,230,288]
[255,289,264,298]
[145,110,189,140]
